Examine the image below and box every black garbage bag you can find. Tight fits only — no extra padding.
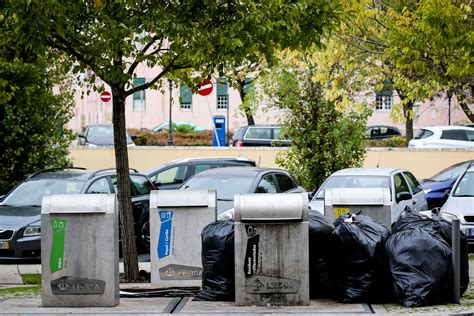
[392,211,469,295]
[308,210,334,298]
[194,220,234,301]
[386,227,453,307]
[329,214,392,303]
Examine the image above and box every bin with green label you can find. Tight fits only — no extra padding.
[41,194,119,307]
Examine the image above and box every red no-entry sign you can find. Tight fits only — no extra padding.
[197,79,213,96]
[100,91,112,102]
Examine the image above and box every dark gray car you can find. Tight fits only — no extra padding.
[0,167,154,261]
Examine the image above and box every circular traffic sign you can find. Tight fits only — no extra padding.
[197,79,213,96]
[100,91,112,102]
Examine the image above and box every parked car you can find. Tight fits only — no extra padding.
[308,168,428,219]
[408,126,474,148]
[184,167,303,216]
[421,160,474,209]
[78,124,135,147]
[145,157,256,190]
[151,121,205,132]
[440,164,474,244]
[366,125,401,139]
[0,167,154,260]
[231,124,291,147]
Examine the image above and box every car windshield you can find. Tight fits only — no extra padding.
[453,172,474,197]
[314,175,390,199]
[88,125,114,137]
[180,175,255,200]
[417,129,434,139]
[431,162,469,182]
[1,179,86,207]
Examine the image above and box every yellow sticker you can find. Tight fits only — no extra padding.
[334,207,349,218]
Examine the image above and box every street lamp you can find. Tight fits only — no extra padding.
[167,79,173,146]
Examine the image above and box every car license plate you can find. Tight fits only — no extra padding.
[0,241,10,249]
[334,207,349,218]
[466,228,474,237]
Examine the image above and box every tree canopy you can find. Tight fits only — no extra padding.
[2,0,343,281]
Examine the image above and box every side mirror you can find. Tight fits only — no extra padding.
[431,207,441,215]
[130,134,138,141]
[444,189,451,196]
[153,180,161,188]
[307,192,314,201]
[78,133,85,139]
[396,191,412,203]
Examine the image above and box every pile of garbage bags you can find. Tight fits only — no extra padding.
[195,210,468,307]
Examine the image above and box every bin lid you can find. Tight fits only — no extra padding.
[152,190,216,208]
[41,194,117,214]
[324,188,391,206]
[234,192,308,222]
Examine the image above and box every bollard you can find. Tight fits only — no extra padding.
[150,190,216,287]
[452,218,460,304]
[41,194,119,307]
[234,192,309,306]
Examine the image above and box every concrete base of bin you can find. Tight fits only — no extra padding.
[176,298,372,314]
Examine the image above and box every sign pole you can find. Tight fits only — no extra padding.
[168,79,173,146]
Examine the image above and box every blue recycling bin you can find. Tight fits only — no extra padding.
[212,116,226,147]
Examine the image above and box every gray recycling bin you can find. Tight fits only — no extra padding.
[41,194,119,307]
[150,190,216,287]
[234,193,309,306]
[324,188,392,227]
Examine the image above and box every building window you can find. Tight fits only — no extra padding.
[180,84,192,110]
[216,78,228,110]
[375,80,393,111]
[133,78,146,112]
[375,95,392,110]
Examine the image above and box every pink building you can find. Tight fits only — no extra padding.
[68,71,472,135]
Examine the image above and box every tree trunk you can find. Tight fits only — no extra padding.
[455,90,474,123]
[112,85,139,282]
[237,79,255,125]
[396,89,414,144]
[403,101,414,142]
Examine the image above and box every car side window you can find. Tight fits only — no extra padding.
[441,130,468,141]
[275,174,296,192]
[394,173,410,195]
[246,128,272,140]
[466,130,474,142]
[131,175,153,195]
[403,172,423,195]
[86,178,111,194]
[194,164,219,175]
[152,166,188,185]
[255,174,277,193]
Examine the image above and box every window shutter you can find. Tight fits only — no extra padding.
[217,78,228,96]
[133,78,146,100]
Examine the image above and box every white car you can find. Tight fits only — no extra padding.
[308,168,428,221]
[408,126,474,148]
[440,164,474,243]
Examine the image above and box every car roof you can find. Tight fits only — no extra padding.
[189,166,286,178]
[421,125,474,132]
[144,157,256,173]
[28,167,142,181]
[244,124,281,128]
[331,168,403,177]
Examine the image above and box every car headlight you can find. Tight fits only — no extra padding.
[218,209,234,221]
[439,212,458,222]
[23,226,41,237]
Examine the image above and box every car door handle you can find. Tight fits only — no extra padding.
[412,201,417,205]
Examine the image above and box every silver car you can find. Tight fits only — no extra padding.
[440,165,474,244]
[309,168,428,221]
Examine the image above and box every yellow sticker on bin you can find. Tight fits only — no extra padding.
[334,207,349,218]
